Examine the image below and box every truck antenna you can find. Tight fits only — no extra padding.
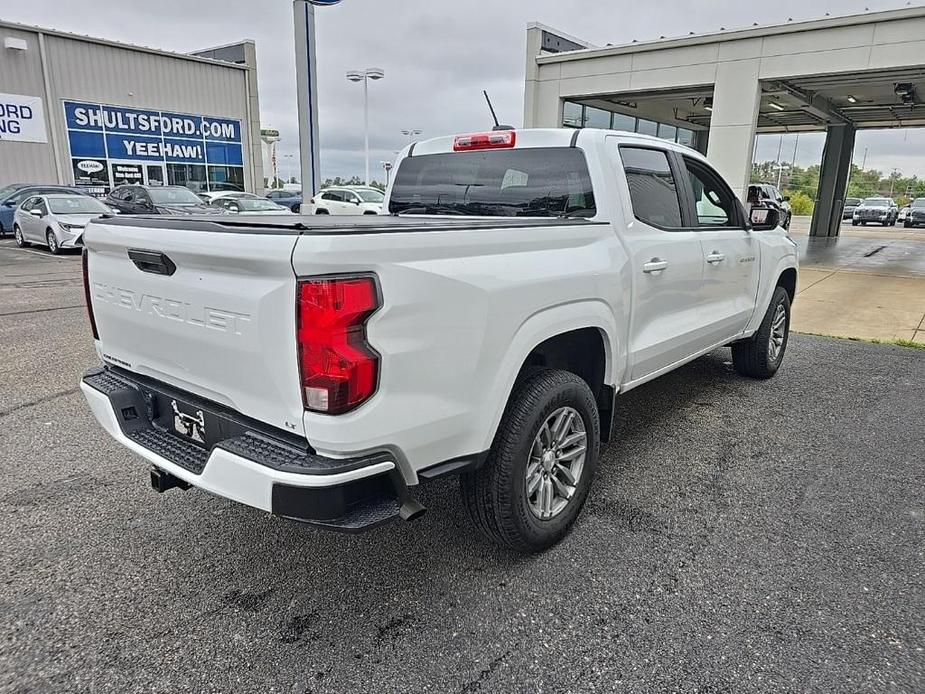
[483,90,515,131]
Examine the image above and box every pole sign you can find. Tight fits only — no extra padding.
[0,93,48,143]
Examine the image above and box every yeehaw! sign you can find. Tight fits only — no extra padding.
[0,93,48,143]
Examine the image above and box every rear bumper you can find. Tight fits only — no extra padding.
[81,366,422,532]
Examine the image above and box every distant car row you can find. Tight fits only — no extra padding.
[264,186,385,215]
[840,196,925,227]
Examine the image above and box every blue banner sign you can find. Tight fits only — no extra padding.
[63,101,243,166]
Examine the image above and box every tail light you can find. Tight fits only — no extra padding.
[297,275,380,414]
[81,249,99,340]
[453,130,516,151]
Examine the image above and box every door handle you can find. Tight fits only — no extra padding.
[128,249,177,276]
[642,258,668,274]
[706,251,726,264]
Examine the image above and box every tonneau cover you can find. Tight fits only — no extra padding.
[91,214,604,235]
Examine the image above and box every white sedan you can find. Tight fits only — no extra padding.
[14,193,115,254]
[304,187,384,215]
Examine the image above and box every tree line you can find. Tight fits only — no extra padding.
[751,160,925,215]
[265,175,386,192]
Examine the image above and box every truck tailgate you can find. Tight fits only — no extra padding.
[84,220,305,437]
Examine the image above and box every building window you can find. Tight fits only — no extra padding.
[657,123,677,141]
[167,163,208,193]
[677,128,695,147]
[208,165,245,192]
[612,113,636,132]
[563,101,584,128]
[584,106,611,129]
[636,119,658,136]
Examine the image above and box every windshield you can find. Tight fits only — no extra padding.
[862,198,890,208]
[48,197,110,215]
[389,148,596,218]
[354,189,384,203]
[148,187,203,205]
[235,199,284,211]
[911,198,925,208]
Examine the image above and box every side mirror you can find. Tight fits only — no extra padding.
[782,196,790,202]
[110,208,120,215]
[228,204,240,213]
[352,198,360,205]
[29,208,43,217]
[749,205,781,231]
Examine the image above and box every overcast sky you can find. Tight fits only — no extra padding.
[3,0,924,182]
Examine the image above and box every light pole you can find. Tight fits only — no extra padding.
[347,67,385,185]
[401,128,422,144]
[380,161,393,187]
[283,153,294,184]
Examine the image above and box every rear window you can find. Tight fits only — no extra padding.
[389,148,596,218]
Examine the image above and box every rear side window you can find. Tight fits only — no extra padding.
[619,146,683,228]
[389,148,596,218]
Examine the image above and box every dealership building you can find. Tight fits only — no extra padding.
[0,20,264,194]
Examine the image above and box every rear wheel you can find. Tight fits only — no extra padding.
[46,230,61,255]
[731,286,791,379]
[14,224,29,248]
[461,369,600,552]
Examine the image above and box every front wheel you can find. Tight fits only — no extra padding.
[461,369,600,552]
[731,286,791,379]
[46,230,61,255]
[14,225,29,248]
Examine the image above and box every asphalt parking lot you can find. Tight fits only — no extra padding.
[1,239,923,694]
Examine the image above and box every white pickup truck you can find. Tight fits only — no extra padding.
[80,128,798,552]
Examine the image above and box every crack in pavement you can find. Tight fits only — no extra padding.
[0,387,81,417]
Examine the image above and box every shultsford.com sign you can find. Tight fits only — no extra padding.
[0,93,48,143]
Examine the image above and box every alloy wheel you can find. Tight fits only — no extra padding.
[525,406,587,520]
[768,301,787,363]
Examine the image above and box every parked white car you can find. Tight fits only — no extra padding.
[80,128,797,552]
[14,193,114,254]
[209,193,293,215]
[305,186,384,215]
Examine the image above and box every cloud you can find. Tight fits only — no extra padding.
[3,0,920,184]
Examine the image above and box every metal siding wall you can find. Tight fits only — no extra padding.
[41,34,252,187]
[0,26,59,186]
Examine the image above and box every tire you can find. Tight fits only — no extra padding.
[14,224,29,248]
[46,230,61,255]
[461,369,600,552]
[852,221,859,226]
[731,286,791,379]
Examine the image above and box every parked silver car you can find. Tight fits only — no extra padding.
[13,193,115,254]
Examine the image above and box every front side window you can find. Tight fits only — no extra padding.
[618,146,682,228]
[390,147,596,218]
[684,158,738,228]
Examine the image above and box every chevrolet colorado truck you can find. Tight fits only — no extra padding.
[80,128,798,552]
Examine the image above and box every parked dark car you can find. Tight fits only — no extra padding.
[842,197,861,220]
[0,183,92,236]
[748,183,791,229]
[905,198,925,228]
[265,188,302,212]
[851,197,898,226]
[106,185,226,216]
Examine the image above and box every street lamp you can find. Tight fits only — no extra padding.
[402,128,422,144]
[347,67,385,185]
